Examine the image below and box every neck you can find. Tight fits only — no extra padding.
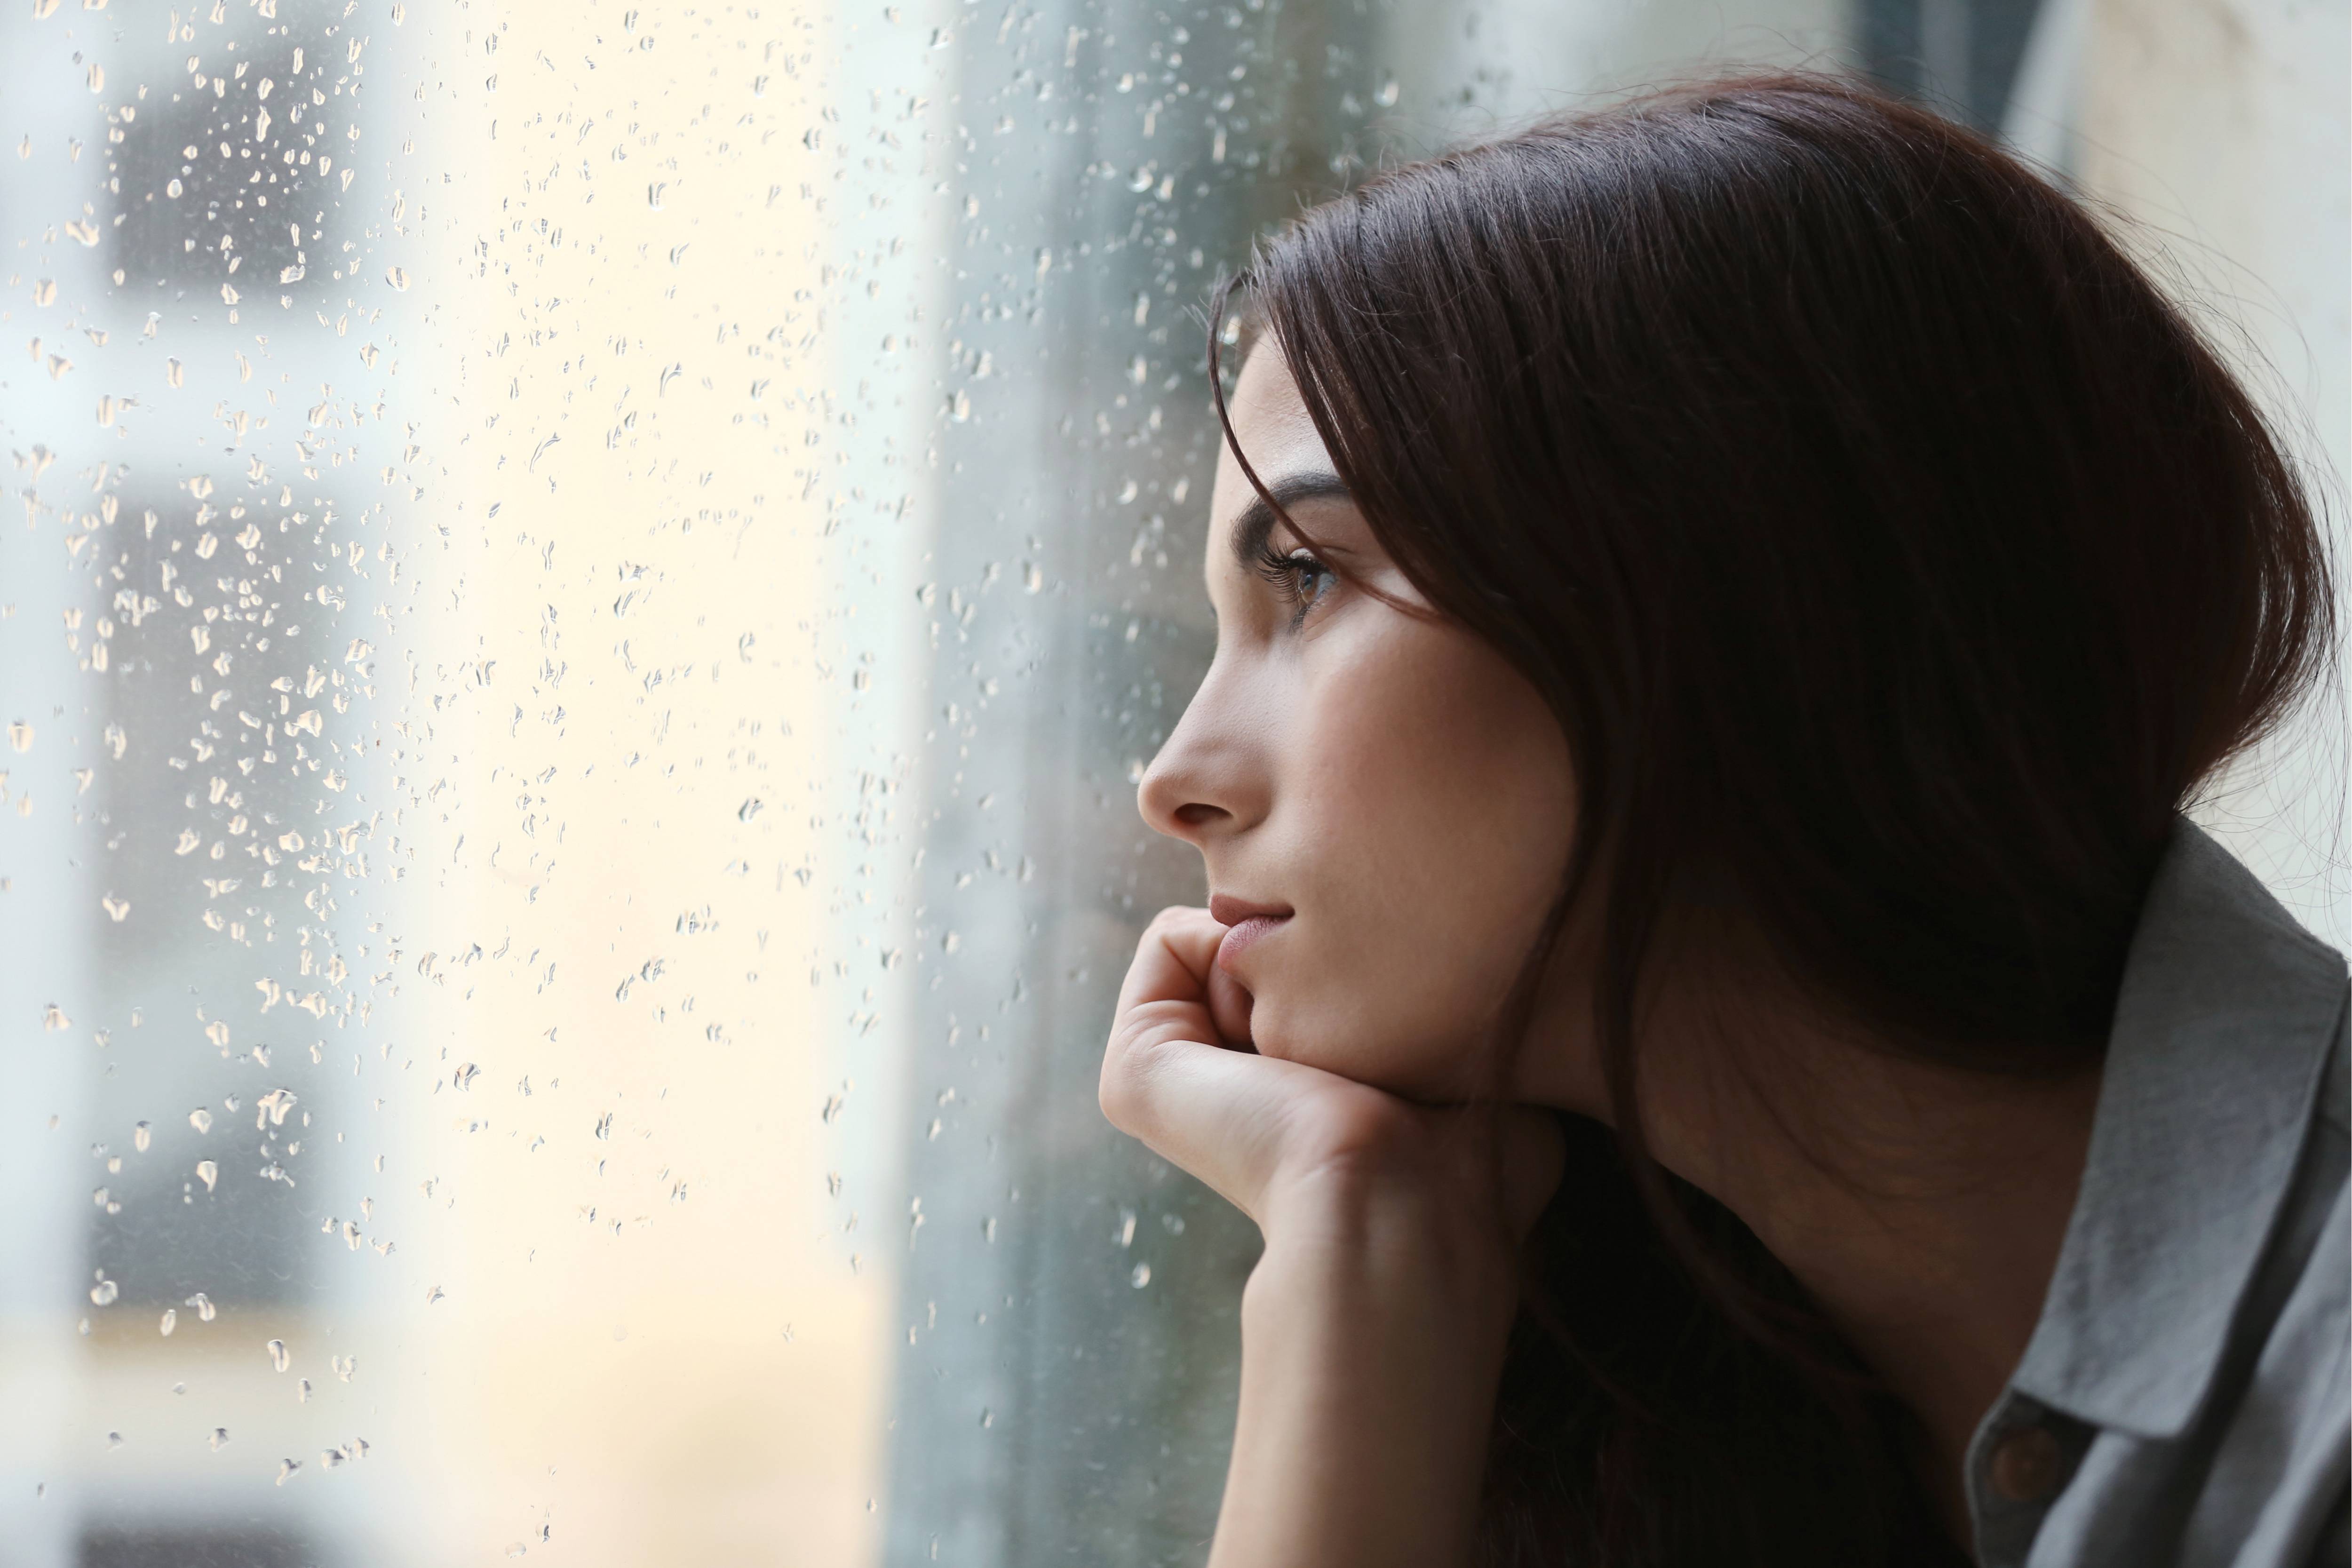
[1651,1027,2102,1539]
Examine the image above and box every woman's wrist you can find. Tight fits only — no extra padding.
[1249,1158,1524,1347]
[1210,1180,1522,1568]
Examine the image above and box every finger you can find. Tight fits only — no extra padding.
[1206,962,1255,1049]
[1114,906,1225,1017]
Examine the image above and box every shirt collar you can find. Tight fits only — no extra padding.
[2009,818,2348,1439]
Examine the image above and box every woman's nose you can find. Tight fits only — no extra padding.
[1137,685,1255,844]
[1138,741,1228,844]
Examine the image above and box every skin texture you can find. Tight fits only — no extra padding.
[1099,346,2103,1562]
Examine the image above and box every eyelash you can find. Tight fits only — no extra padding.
[1254,544,1337,621]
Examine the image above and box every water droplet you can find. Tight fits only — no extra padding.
[424,1284,445,1305]
[210,1427,230,1451]
[105,1431,122,1450]
[384,266,410,291]
[159,1308,176,1337]
[101,894,130,922]
[204,1020,230,1048]
[319,1447,344,1469]
[737,797,764,822]
[266,1338,290,1372]
[195,1160,218,1193]
[189,1107,213,1134]
[133,1122,151,1153]
[1130,1263,1152,1288]
[31,279,56,306]
[187,1292,216,1322]
[42,1003,69,1032]
[275,1458,300,1486]
[89,1276,119,1306]
[8,720,32,752]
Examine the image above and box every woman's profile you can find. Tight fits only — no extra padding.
[1099,74,2348,1568]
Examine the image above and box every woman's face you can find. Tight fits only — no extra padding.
[1137,346,1581,1103]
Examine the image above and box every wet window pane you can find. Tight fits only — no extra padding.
[2,1,2336,1565]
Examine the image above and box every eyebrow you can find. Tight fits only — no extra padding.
[1226,470,1353,571]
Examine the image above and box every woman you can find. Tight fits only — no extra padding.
[1099,75,2346,1568]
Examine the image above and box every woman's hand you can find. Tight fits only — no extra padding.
[1099,906,1564,1568]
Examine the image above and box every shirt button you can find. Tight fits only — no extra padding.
[1989,1423,2067,1504]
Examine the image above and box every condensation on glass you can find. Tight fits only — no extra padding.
[0,1,1847,1564]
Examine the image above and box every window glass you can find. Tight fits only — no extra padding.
[2,2,2333,1565]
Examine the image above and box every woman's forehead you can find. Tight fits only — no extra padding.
[1213,352,1338,527]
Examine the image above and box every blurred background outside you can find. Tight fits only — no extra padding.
[0,0,2342,1563]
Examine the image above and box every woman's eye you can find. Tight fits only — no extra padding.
[1256,548,1335,619]
[1287,556,1333,604]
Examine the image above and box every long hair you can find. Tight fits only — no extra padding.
[1208,73,2336,1564]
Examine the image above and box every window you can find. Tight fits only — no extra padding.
[2,1,2334,1563]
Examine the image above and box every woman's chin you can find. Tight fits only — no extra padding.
[1253,1003,1492,1100]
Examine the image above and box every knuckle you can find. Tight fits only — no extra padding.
[1096,1022,1164,1131]
[1142,904,1204,937]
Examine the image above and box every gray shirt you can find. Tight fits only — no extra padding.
[1965,821,2350,1568]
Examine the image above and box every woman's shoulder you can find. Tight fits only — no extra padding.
[1970,821,2348,1568]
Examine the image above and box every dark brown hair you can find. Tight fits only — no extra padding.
[1208,73,2336,1564]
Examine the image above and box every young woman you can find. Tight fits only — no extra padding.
[1099,76,2347,1568]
